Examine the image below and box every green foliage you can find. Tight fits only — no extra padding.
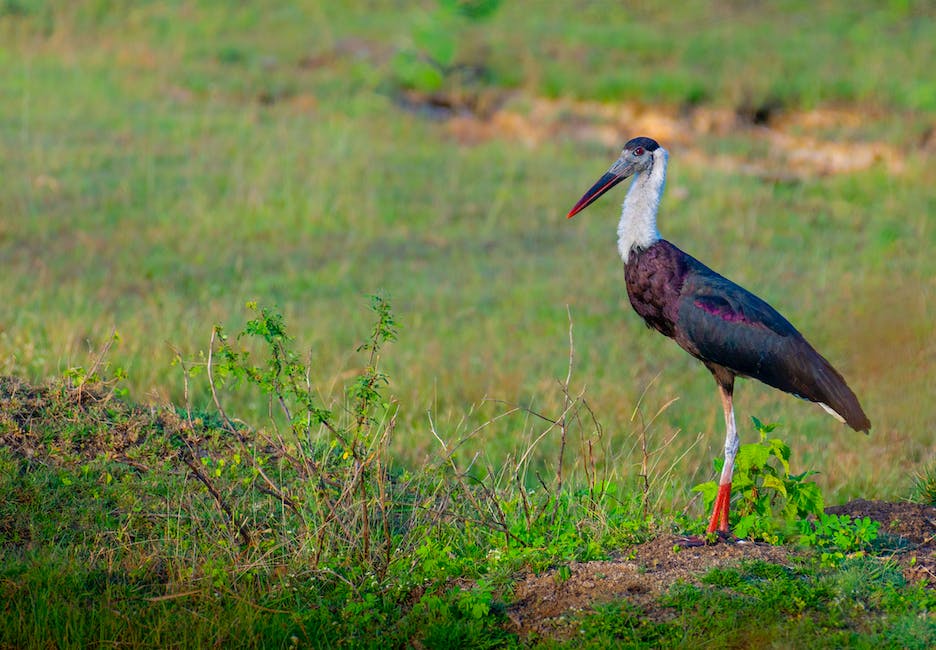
[910,462,936,506]
[350,293,398,427]
[0,298,658,646]
[62,330,128,399]
[439,0,502,21]
[390,0,502,93]
[197,297,409,578]
[1,304,933,648]
[400,580,511,650]
[798,512,880,565]
[577,600,680,648]
[0,0,35,17]
[692,417,825,542]
[214,302,332,429]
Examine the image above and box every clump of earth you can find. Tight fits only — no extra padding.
[507,499,935,639]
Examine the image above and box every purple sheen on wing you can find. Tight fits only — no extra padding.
[694,298,753,324]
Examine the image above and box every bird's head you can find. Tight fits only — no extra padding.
[567,136,663,218]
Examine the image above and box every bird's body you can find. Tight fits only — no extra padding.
[624,238,869,431]
[567,136,869,537]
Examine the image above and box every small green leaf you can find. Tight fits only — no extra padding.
[692,480,718,510]
[734,513,758,538]
[736,442,770,472]
[391,51,445,92]
[761,473,788,497]
[556,565,572,583]
[751,416,778,434]
[791,482,824,517]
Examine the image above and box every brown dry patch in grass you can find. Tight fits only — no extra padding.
[833,278,936,470]
[0,375,179,469]
[446,97,690,149]
[508,500,936,640]
[844,278,935,384]
[444,96,906,178]
[760,130,904,176]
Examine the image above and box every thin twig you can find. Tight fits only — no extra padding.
[429,412,486,516]
[181,454,252,547]
[555,305,575,503]
[75,329,118,403]
[513,387,585,475]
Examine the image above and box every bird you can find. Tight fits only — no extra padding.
[566,136,870,538]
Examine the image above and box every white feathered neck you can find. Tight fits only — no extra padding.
[617,147,667,262]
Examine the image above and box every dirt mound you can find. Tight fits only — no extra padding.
[0,376,165,465]
[827,499,936,586]
[507,499,936,640]
[827,498,935,546]
[507,535,798,639]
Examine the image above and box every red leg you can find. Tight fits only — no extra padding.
[706,482,732,533]
[707,380,738,535]
[679,375,739,547]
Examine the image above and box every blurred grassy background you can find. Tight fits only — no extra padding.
[1,0,933,506]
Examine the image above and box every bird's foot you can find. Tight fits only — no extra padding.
[675,535,709,548]
[713,530,740,544]
[675,531,741,548]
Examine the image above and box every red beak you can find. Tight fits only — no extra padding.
[567,171,628,218]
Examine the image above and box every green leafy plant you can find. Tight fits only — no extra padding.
[391,0,502,95]
[62,330,128,400]
[692,417,824,542]
[172,296,405,573]
[798,513,880,565]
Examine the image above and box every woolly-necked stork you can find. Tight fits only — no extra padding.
[567,136,870,537]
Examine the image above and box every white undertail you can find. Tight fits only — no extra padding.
[617,147,667,262]
[819,402,847,423]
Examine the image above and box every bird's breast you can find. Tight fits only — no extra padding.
[624,241,687,338]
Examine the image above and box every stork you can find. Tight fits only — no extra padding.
[567,136,870,538]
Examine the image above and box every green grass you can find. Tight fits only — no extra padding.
[1,0,933,505]
[1,1,935,645]
[530,559,936,649]
[2,346,933,649]
[0,366,936,648]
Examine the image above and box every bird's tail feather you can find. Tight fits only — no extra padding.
[807,350,870,433]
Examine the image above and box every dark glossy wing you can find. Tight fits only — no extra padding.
[674,263,870,432]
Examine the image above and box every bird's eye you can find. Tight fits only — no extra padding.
[633,147,644,156]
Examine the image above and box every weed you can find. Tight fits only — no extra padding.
[798,512,880,566]
[692,417,824,542]
[184,296,409,576]
[910,462,936,506]
[652,558,935,650]
[1,300,933,648]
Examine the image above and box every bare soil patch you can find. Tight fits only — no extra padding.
[507,499,936,640]
[506,534,799,640]
[442,95,907,178]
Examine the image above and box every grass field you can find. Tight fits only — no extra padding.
[1,1,935,647]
